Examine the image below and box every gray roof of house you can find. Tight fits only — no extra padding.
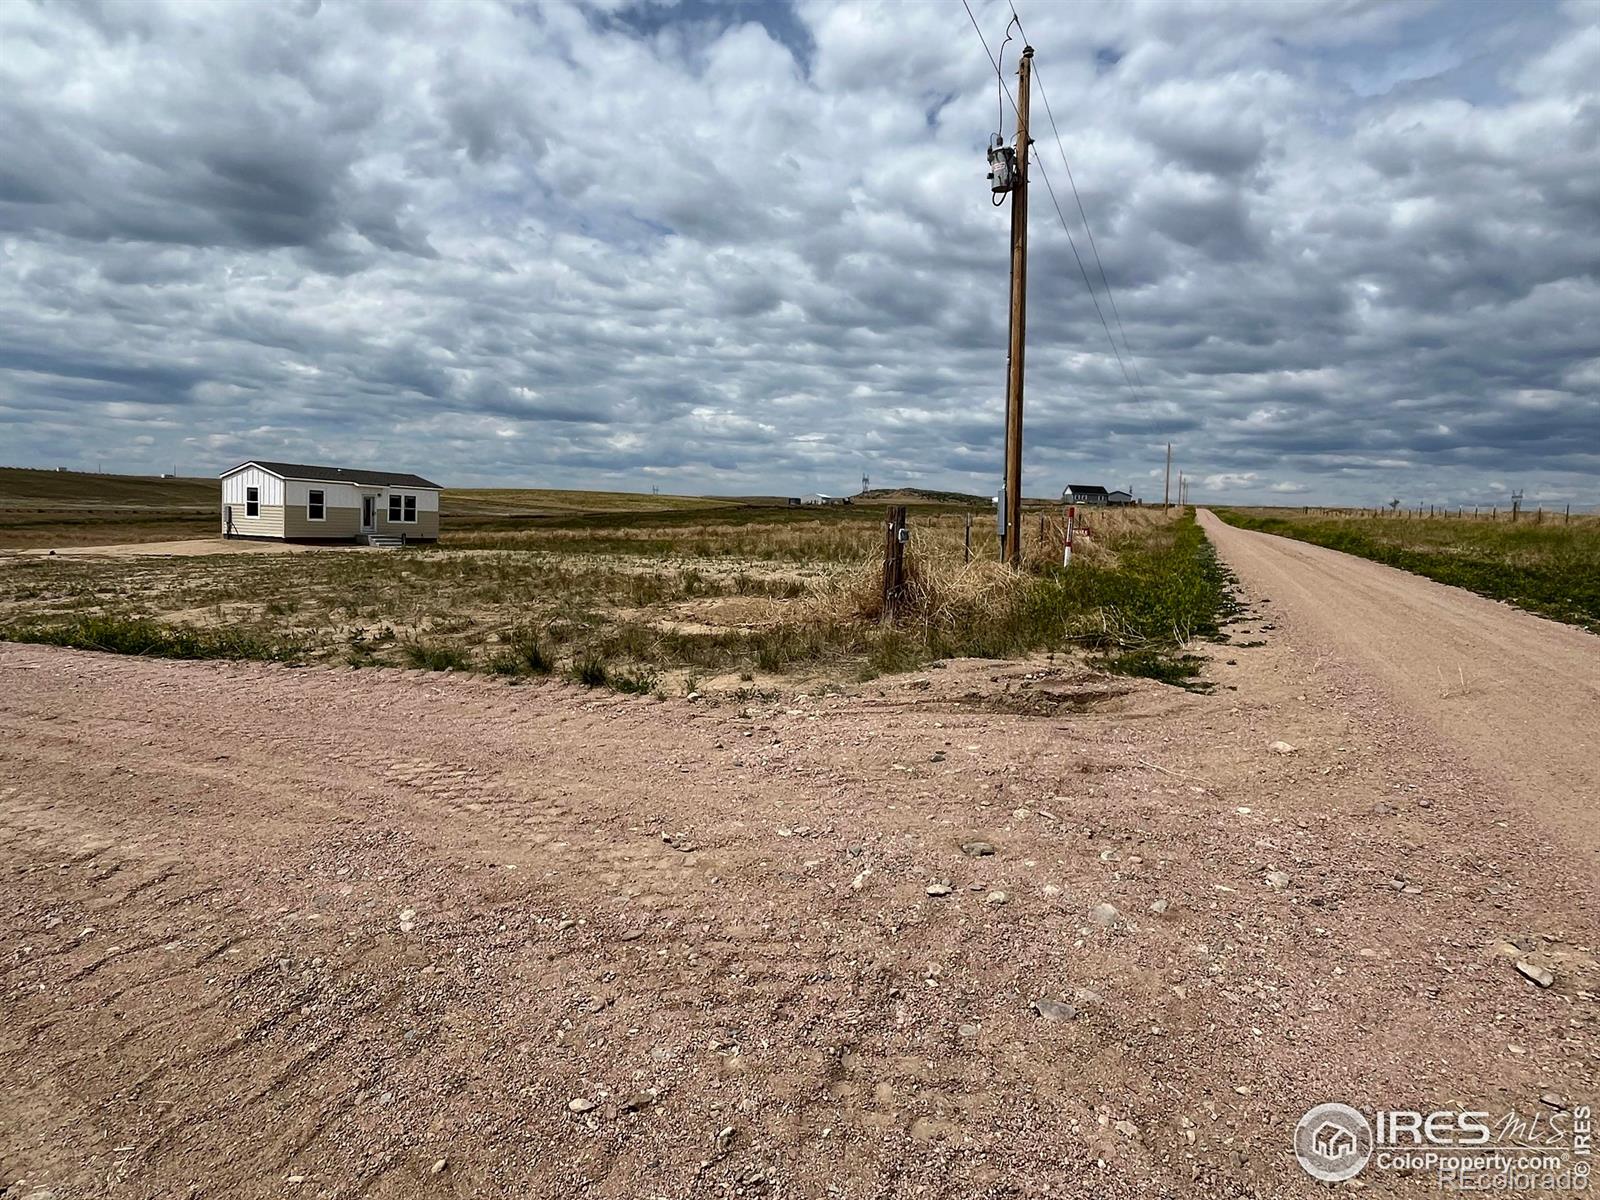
[1065,483,1109,495]
[225,460,443,489]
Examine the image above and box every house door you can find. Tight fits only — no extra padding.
[361,496,376,531]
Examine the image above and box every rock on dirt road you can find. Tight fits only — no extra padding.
[2,545,1598,1199]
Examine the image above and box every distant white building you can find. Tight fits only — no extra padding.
[800,493,849,506]
[1105,489,1136,506]
[221,460,442,544]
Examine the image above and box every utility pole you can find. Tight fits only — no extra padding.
[1002,45,1033,568]
[1163,442,1172,510]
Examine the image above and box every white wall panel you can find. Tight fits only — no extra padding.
[221,466,283,505]
[284,479,361,508]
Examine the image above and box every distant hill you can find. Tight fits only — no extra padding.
[0,466,217,508]
[0,467,219,548]
[443,487,747,517]
[858,487,991,506]
[858,487,1067,507]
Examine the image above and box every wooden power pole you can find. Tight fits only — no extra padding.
[1002,45,1033,567]
[1164,442,1172,510]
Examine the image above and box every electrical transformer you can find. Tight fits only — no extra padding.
[987,134,1016,195]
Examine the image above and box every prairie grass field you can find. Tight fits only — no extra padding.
[0,467,219,547]
[1,473,1230,690]
[0,467,767,548]
[1216,506,1600,632]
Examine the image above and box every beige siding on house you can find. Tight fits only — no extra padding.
[222,465,287,538]
[283,504,361,539]
[223,503,285,538]
[375,508,439,539]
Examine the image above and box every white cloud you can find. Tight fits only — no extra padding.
[0,0,1595,508]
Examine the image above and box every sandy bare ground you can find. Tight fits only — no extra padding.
[2,538,1597,1197]
[8,539,349,559]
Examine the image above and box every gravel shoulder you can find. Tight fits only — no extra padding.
[2,574,1597,1197]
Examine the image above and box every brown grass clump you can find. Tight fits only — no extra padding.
[793,505,1177,633]
[806,554,1024,631]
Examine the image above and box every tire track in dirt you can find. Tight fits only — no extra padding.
[2,642,1598,1198]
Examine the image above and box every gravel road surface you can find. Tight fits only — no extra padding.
[2,537,1596,1198]
[1200,509,1600,858]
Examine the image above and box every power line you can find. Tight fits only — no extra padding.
[1007,1,1148,396]
[959,0,1140,402]
[1034,152,1140,397]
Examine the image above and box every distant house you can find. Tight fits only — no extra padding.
[1063,484,1110,506]
[801,493,849,506]
[1105,490,1135,506]
[221,460,442,545]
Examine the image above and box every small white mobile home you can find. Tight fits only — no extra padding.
[221,460,442,544]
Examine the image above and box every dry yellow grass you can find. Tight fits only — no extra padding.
[790,506,1180,632]
[3,495,1219,689]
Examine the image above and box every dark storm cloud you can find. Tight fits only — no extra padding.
[0,0,1596,507]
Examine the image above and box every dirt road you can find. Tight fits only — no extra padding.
[2,561,1597,1197]
[1199,510,1600,858]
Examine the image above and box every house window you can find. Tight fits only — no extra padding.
[246,486,259,518]
[308,489,325,521]
[404,494,417,523]
[388,494,402,522]
[388,493,417,523]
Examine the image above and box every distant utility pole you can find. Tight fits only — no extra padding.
[1001,45,1033,567]
[1164,443,1172,510]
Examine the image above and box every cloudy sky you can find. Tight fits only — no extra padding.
[2,0,1597,506]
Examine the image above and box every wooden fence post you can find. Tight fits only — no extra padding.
[882,506,908,621]
[964,511,972,563]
